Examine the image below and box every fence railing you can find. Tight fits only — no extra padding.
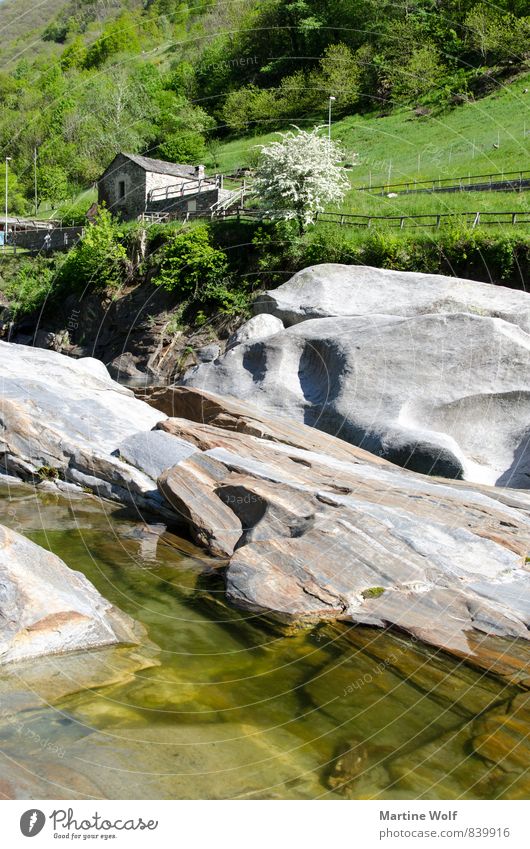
[148,175,222,204]
[137,205,530,230]
[314,209,530,229]
[1,217,61,232]
[353,169,530,196]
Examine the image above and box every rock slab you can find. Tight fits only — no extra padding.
[0,341,177,508]
[155,387,530,682]
[0,523,142,665]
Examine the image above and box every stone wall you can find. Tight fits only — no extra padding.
[13,226,84,253]
[98,156,146,219]
[145,171,191,201]
[146,188,234,217]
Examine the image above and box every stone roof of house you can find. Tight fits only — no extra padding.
[118,153,198,178]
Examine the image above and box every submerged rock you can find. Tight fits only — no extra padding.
[0,523,143,665]
[184,264,530,488]
[107,352,150,387]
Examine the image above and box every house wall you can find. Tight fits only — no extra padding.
[98,156,147,219]
[146,188,227,217]
[145,171,190,200]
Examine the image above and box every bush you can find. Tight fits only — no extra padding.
[153,224,228,298]
[57,208,126,293]
[5,257,61,318]
[152,224,254,317]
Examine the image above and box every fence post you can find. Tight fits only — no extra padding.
[472,211,480,229]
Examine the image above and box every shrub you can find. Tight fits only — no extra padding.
[153,224,228,298]
[5,257,61,318]
[57,208,126,293]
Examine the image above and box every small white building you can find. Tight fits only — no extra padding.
[98,152,226,220]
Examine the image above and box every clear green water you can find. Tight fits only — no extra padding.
[0,486,528,800]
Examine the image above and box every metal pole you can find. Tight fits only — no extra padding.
[328,96,336,142]
[4,157,11,254]
[34,148,38,216]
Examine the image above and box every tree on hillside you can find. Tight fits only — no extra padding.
[253,127,350,233]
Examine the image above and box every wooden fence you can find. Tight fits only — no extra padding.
[353,169,530,196]
[202,207,530,231]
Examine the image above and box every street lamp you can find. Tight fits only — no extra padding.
[328,96,336,142]
[4,157,11,254]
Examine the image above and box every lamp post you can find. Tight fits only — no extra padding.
[328,96,336,142]
[4,157,11,254]
[34,147,38,217]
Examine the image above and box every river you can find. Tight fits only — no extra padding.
[0,484,527,799]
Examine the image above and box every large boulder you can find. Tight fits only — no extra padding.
[0,523,142,665]
[0,341,193,509]
[254,263,530,329]
[183,266,530,487]
[155,387,530,683]
[226,314,284,349]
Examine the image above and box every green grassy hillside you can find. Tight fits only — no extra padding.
[209,69,530,220]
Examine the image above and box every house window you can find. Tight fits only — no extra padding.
[118,180,126,199]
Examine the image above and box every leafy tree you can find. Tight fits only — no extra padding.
[465,6,530,63]
[318,43,360,110]
[60,36,88,71]
[167,61,196,97]
[222,86,279,133]
[37,165,70,204]
[85,14,141,68]
[253,127,350,233]
[0,162,28,215]
[391,44,444,103]
[158,131,207,164]
[5,258,60,318]
[464,5,506,61]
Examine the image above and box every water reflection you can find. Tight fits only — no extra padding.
[0,485,527,799]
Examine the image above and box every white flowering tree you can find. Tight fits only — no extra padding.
[253,127,350,233]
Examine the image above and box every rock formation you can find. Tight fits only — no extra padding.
[183,264,530,487]
[0,341,167,508]
[1,339,530,680]
[150,386,530,683]
[0,523,143,665]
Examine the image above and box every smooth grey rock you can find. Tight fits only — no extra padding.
[0,523,142,665]
[156,388,530,679]
[255,263,530,330]
[196,343,221,363]
[227,314,284,350]
[117,429,197,481]
[0,341,167,507]
[184,304,530,487]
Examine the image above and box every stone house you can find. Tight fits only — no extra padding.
[97,152,233,220]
